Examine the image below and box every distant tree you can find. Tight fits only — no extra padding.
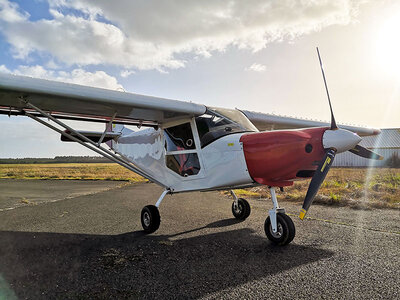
[0,156,111,164]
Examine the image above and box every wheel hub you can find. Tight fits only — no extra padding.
[233,203,242,214]
[270,223,283,238]
[143,211,151,227]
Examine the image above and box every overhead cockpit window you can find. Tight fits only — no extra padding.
[164,122,196,151]
[195,109,257,148]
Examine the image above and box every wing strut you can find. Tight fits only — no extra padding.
[19,98,168,188]
[97,112,117,146]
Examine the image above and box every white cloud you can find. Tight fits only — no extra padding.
[120,70,135,78]
[0,64,11,73]
[0,64,123,90]
[0,0,361,71]
[45,59,60,69]
[0,0,28,23]
[246,63,266,72]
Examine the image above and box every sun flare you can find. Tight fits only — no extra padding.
[375,13,400,75]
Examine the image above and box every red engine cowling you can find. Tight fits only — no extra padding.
[240,127,328,187]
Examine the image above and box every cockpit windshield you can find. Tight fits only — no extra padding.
[195,108,258,148]
[210,107,258,132]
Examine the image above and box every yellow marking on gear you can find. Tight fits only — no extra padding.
[228,143,234,146]
[320,157,331,172]
[112,124,116,128]
[299,209,307,220]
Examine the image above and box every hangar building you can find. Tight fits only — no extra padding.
[333,128,400,167]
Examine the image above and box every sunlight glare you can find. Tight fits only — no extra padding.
[375,13,400,76]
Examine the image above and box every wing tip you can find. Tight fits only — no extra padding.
[373,129,382,135]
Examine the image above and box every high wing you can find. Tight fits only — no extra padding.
[0,73,206,127]
[0,73,380,136]
[241,110,380,137]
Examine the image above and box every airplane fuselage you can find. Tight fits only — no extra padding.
[111,117,331,193]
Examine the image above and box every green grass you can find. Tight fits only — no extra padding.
[1,164,399,209]
[0,163,146,182]
[229,168,400,209]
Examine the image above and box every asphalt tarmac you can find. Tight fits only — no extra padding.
[0,179,399,299]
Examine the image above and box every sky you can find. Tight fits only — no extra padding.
[0,0,399,158]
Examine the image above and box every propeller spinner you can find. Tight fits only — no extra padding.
[299,48,383,220]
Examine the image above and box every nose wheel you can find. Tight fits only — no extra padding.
[264,213,295,246]
[265,187,296,245]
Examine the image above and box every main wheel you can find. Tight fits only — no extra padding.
[141,205,160,233]
[232,198,251,220]
[264,213,295,246]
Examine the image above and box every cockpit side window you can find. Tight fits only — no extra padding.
[164,122,196,151]
[164,122,200,177]
[166,153,200,177]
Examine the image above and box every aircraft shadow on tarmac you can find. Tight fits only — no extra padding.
[0,219,334,299]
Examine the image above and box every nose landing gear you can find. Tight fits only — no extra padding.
[265,212,295,245]
[265,187,295,245]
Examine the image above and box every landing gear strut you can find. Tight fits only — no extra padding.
[265,187,295,245]
[230,190,251,220]
[141,189,168,233]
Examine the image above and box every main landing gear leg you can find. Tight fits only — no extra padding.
[230,190,251,220]
[264,187,295,246]
[141,190,168,233]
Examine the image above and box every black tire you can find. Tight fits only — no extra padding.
[141,205,160,233]
[264,213,295,246]
[232,198,251,220]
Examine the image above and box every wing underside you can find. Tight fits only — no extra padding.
[0,73,206,127]
[0,73,380,137]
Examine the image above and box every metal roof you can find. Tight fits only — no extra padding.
[360,128,400,149]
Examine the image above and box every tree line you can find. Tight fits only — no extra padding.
[0,156,111,164]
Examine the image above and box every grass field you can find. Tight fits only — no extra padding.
[232,168,400,209]
[0,164,398,209]
[0,163,145,182]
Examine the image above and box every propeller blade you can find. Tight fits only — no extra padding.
[299,149,336,220]
[316,47,337,130]
[349,145,384,160]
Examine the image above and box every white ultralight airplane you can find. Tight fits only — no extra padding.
[0,51,382,245]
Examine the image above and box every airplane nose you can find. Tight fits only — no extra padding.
[322,129,362,153]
